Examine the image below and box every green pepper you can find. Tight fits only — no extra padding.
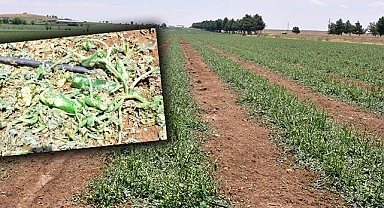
[70,74,118,92]
[39,92,82,114]
[84,97,108,111]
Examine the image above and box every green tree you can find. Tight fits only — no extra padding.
[344,20,354,36]
[240,14,253,34]
[191,13,266,35]
[223,17,229,33]
[215,18,223,33]
[335,18,344,35]
[377,16,384,37]
[2,18,9,24]
[30,20,35,25]
[232,19,240,33]
[11,17,23,25]
[367,22,379,36]
[45,22,51,30]
[228,18,235,33]
[328,22,336,35]
[252,14,266,34]
[292,26,300,34]
[352,21,365,36]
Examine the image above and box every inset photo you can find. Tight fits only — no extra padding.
[0,29,166,156]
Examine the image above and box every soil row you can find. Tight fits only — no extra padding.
[179,37,345,207]
[200,42,384,139]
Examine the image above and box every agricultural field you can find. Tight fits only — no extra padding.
[1,27,384,207]
[0,23,151,43]
[173,28,384,207]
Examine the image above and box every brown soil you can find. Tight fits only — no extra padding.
[202,43,384,139]
[0,13,56,21]
[0,147,113,207]
[263,29,384,45]
[328,73,382,92]
[180,38,345,207]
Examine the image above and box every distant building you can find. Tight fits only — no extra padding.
[56,19,82,24]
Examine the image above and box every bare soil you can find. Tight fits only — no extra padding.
[0,147,113,207]
[180,38,345,207]
[263,29,384,45]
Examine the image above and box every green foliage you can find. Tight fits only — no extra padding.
[328,22,336,35]
[45,22,51,30]
[352,21,365,36]
[292,26,300,34]
[367,22,379,36]
[183,35,384,207]
[10,17,26,25]
[81,32,224,207]
[335,18,345,35]
[184,32,384,115]
[377,16,384,37]
[0,24,155,44]
[192,13,266,35]
[343,20,354,36]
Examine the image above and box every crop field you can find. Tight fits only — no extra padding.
[157,29,384,207]
[78,28,384,207]
[0,23,150,43]
[182,30,384,115]
[1,27,384,207]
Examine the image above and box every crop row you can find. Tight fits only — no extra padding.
[0,24,148,43]
[185,33,384,115]
[189,33,384,85]
[182,35,384,207]
[81,33,223,207]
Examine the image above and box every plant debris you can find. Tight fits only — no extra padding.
[0,29,166,156]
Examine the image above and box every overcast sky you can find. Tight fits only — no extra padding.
[0,0,383,31]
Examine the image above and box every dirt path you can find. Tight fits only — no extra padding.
[201,43,384,139]
[180,38,345,207]
[0,147,112,207]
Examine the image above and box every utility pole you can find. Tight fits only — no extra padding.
[287,22,290,34]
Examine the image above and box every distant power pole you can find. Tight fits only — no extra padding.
[287,22,290,33]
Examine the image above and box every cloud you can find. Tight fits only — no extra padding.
[340,4,349,9]
[309,0,326,7]
[369,1,384,7]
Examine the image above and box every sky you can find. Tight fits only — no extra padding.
[0,0,383,31]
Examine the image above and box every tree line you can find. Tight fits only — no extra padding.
[1,17,28,25]
[328,17,384,37]
[191,14,266,35]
